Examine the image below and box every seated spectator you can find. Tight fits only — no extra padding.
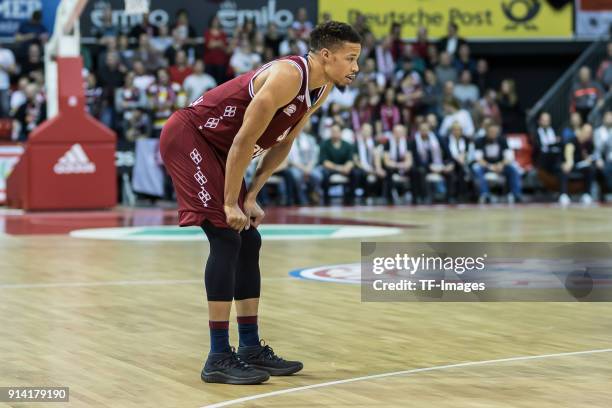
[230,40,262,77]
[397,71,424,116]
[117,34,135,69]
[20,43,44,78]
[164,28,194,67]
[0,43,16,117]
[288,122,322,205]
[475,89,501,125]
[168,50,193,86]
[438,22,466,57]
[472,123,522,203]
[412,121,454,203]
[14,10,48,60]
[375,37,396,82]
[534,111,562,173]
[132,60,156,92]
[383,124,413,204]
[183,60,217,104]
[129,12,159,39]
[596,42,612,91]
[571,66,604,122]
[354,58,385,90]
[444,122,472,202]
[134,33,165,72]
[351,94,375,133]
[10,77,29,116]
[115,71,147,122]
[435,51,458,85]
[150,24,174,54]
[279,27,308,56]
[171,9,197,46]
[264,23,282,57]
[562,112,583,142]
[498,78,524,133]
[453,44,476,76]
[559,123,597,205]
[353,123,385,201]
[92,5,119,44]
[292,8,313,39]
[123,108,152,142]
[411,26,430,60]
[147,69,183,137]
[319,124,359,205]
[475,58,493,94]
[594,110,612,198]
[439,97,475,138]
[421,69,443,116]
[376,88,401,135]
[84,72,104,119]
[453,70,480,108]
[13,82,46,141]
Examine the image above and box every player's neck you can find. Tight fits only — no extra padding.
[306,54,329,90]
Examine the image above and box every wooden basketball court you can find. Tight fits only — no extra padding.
[1,204,612,407]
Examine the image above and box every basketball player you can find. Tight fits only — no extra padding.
[160,21,361,384]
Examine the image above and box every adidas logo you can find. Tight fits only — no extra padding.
[53,143,96,175]
[297,95,305,102]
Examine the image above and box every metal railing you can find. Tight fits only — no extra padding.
[526,38,609,134]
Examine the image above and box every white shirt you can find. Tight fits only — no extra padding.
[0,48,15,90]
[279,39,308,56]
[133,74,156,93]
[230,49,261,76]
[183,73,217,104]
[439,109,475,138]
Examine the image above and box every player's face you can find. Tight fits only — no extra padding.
[325,42,361,87]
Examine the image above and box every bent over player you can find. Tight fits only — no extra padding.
[160,21,361,385]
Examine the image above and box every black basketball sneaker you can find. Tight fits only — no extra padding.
[237,340,303,376]
[201,347,270,385]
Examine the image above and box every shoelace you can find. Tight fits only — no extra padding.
[256,340,284,362]
[216,348,251,370]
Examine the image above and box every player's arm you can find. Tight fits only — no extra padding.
[223,63,301,210]
[245,86,333,203]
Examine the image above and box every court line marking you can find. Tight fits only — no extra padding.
[0,277,291,289]
[201,348,612,408]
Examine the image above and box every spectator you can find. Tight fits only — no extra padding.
[134,33,164,72]
[498,79,524,133]
[129,12,159,39]
[115,71,147,122]
[171,9,197,45]
[351,94,375,133]
[475,88,501,125]
[354,123,385,201]
[571,66,604,121]
[319,123,359,205]
[412,26,430,60]
[594,110,612,198]
[13,82,46,141]
[123,108,152,142]
[412,121,453,203]
[397,72,423,117]
[264,23,282,57]
[84,72,104,119]
[10,77,29,116]
[389,22,405,62]
[96,36,121,72]
[168,50,193,85]
[97,51,125,92]
[453,70,480,108]
[183,60,217,104]
[439,98,475,138]
[425,44,439,69]
[562,111,583,142]
[438,22,466,56]
[444,122,472,202]
[279,27,308,56]
[534,111,562,173]
[435,51,458,85]
[117,34,135,69]
[203,15,229,84]
[475,58,493,94]
[596,42,612,91]
[376,88,401,135]
[0,44,16,117]
[472,123,522,203]
[164,27,194,67]
[15,10,48,60]
[383,124,413,204]
[150,24,173,54]
[292,7,313,39]
[147,68,183,137]
[230,40,262,77]
[92,5,119,43]
[375,37,395,81]
[20,43,44,78]
[421,69,443,116]
[288,122,322,205]
[453,44,476,76]
[132,60,155,92]
[352,11,371,38]
[359,32,377,63]
[354,58,385,90]
[559,123,597,205]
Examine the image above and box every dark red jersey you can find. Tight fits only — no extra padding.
[178,55,327,159]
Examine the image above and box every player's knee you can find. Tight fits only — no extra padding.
[240,227,261,253]
[202,220,242,256]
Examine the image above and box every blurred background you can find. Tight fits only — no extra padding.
[0,0,611,209]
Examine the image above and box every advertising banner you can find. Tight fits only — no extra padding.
[576,0,612,39]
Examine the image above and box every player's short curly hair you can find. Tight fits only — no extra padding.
[309,21,361,52]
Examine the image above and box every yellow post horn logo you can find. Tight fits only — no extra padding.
[502,0,541,30]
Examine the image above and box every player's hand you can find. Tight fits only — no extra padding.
[244,199,265,229]
[224,204,248,232]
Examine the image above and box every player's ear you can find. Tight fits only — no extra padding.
[320,48,331,61]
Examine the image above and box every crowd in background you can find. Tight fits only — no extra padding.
[1,7,611,206]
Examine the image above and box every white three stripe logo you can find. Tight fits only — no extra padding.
[53,143,97,174]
